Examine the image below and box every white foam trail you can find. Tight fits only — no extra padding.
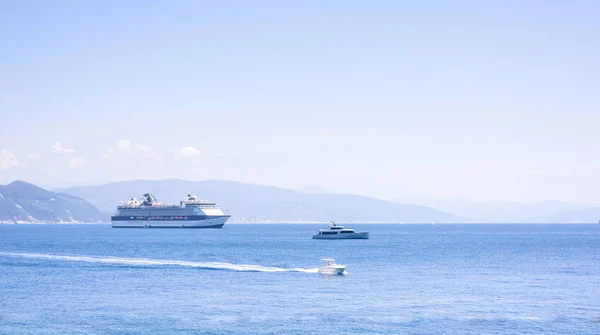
[0,252,319,273]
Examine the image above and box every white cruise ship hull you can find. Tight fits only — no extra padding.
[112,216,229,228]
[312,232,369,239]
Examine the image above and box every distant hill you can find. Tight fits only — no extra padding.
[0,181,105,223]
[395,197,593,223]
[531,207,600,223]
[56,179,460,223]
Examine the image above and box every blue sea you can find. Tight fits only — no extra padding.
[1,224,599,334]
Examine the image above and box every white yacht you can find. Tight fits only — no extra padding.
[318,259,346,275]
[312,221,369,239]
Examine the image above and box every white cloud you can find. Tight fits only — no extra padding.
[103,142,161,164]
[181,146,201,157]
[135,144,150,152]
[52,142,75,154]
[28,152,41,160]
[0,149,19,170]
[69,157,88,169]
[117,140,131,149]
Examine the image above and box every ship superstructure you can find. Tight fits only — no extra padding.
[111,193,230,228]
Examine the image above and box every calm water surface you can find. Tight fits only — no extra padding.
[1,224,599,334]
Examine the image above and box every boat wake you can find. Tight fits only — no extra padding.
[0,252,319,273]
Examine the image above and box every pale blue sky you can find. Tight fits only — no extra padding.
[1,1,599,204]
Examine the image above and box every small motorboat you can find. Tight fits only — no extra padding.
[318,258,346,275]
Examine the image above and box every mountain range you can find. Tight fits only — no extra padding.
[55,179,460,223]
[1,179,598,223]
[531,207,600,223]
[0,181,104,223]
[394,197,599,223]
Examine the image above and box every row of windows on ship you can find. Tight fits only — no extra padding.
[129,216,191,220]
[318,231,357,235]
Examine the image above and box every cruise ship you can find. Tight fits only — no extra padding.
[111,193,230,228]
